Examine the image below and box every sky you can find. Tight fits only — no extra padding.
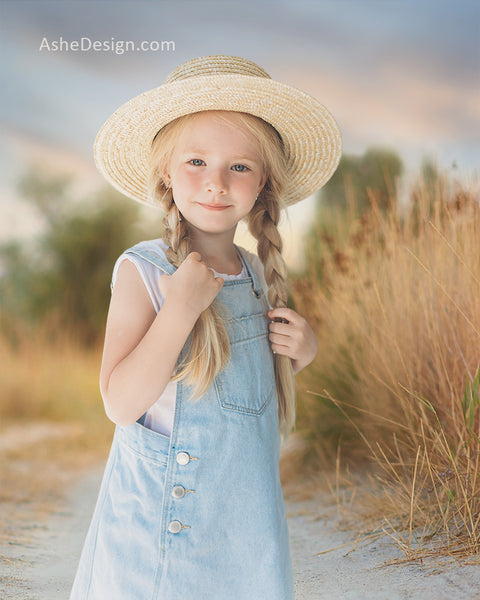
[0,0,478,264]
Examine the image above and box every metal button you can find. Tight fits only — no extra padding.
[168,520,182,534]
[172,485,186,499]
[176,451,190,465]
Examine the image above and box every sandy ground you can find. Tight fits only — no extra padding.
[1,453,480,599]
[288,497,480,600]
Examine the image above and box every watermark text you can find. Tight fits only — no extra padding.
[39,37,175,55]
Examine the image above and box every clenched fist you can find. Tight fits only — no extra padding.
[158,252,224,319]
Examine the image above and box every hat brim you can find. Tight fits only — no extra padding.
[94,74,342,207]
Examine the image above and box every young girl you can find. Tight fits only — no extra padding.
[70,55,341,600]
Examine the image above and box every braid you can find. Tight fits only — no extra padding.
[162,201,190,265]
[248,192,296,438]
[158,189,230,399]
[248,194,287,308]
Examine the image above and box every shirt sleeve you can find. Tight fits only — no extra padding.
[110,253,165,313]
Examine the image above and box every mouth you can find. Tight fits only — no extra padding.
[198,203,231,211]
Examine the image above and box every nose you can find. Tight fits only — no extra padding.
[205,167,227,195]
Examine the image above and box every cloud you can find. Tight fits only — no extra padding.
[282,56,479,151]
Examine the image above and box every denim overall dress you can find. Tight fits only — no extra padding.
[70,245,295,600]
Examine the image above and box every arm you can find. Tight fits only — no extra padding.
[267,308,318,375]
[100,252,223,426]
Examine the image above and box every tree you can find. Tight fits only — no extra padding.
[0,167,158,345]
[318,147,404,215]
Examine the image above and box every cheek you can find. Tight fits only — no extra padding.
[173,167,202,193]
[233,175,260,196]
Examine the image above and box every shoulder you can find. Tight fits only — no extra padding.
[112,239,168,283]
[110,239,170,313]
[122,238,169,263]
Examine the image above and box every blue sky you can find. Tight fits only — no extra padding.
[0,0,478,256]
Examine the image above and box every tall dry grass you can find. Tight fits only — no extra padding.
[1,329,102,421]
[0,327,113,455]
[293,171,480,558]
[0,329,113,539]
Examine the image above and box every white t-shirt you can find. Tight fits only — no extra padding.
[111,239,270,437]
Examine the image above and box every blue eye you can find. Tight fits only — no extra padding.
[232,164,248,172]
[189,159,205,166]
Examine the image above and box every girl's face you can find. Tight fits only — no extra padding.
[167,111,267,237]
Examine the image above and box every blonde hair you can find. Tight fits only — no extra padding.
[148,110,295,437]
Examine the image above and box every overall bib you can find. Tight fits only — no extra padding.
[70,245,295,600]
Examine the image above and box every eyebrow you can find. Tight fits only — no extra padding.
[181,147,208,154]
[181,149,261,162]
[233,155,261,162]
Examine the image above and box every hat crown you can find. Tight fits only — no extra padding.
[163,55,271,84]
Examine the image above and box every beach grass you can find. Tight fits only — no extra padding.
[291,169,480,559]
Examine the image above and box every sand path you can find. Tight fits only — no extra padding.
[1,462,479,599]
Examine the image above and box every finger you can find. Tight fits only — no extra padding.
[269,332,291,345]
[269,321,292,334]
[270,342,293,358]
[268,307,297,320]
[215,276,224,287]
[269,322,303,349]
[268,307,298,324]
[187,251,203,262]
[272,317,289,325]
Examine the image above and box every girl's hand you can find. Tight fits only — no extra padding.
[158,252,224,318]
[268,308,318,375]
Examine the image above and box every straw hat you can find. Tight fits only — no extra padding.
[94,55,342,207]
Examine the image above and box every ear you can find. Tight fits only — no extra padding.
[259,172,268,193]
